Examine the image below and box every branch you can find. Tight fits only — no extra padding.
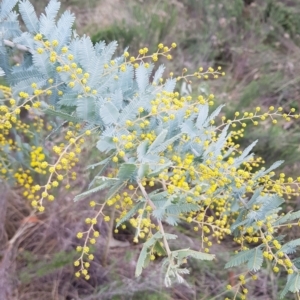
[0,183,8,246]
[137,181,172,257]
[3,39,33,54]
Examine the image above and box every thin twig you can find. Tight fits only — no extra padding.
[103,205,116,266]
[137,181,172,257]
[3,39,33,54]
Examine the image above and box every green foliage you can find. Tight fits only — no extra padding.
[19,249,77,283]
[225,247,263,271]
[91,1,177,51]
[1,1,300,299]
[265,0,300,38]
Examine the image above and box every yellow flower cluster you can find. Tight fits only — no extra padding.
[124,42,176,67]
[34,33,96,96]
[73,201,108,279]
[0,86,47,204]
[72,65,300,280]
[30,146,47,174]
[0,85,85,211]
[32,124,86,210]
[2,31,300,293]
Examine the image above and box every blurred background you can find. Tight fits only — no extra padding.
[2,0,300,299]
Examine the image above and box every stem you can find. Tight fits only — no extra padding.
[78,203,106,270]
[103,205,115,267]
[137,181,172,257]
[135,201,147,239]
[158,220,171,257]
[4,39,33,54]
